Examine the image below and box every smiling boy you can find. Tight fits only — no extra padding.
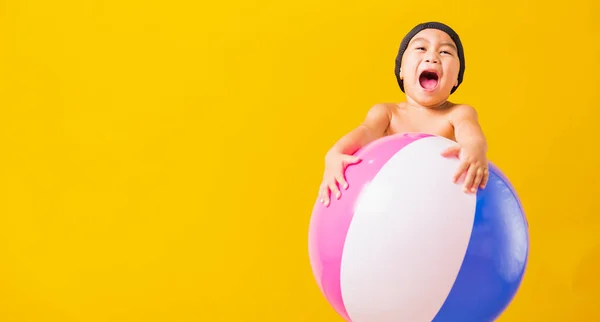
[318,21,489,206]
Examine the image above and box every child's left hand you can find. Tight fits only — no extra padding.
[441,142,489,193]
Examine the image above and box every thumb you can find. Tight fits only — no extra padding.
[342,155,362,164]
[441,144,461,157]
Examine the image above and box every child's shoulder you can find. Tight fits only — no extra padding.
[364,102,398,117]
[446,102,479,117]
[444,102,481,126]
[447,102,476,110]
[361,103,397,129]
[366,102,401,114]
[370,102,399,109]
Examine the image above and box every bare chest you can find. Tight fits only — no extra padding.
[386,109,456,141]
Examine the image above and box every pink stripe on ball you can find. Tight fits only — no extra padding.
[308,133,432,321]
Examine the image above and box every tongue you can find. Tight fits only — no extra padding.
[420,78,438,90]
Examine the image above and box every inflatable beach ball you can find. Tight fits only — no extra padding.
[308,133,529,322]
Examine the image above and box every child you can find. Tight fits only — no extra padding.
[319,21,489,207]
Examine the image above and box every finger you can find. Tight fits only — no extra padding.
[480,169,489,188]
[441,145,461,157]
[471,167,484,192]
[453,161,469,183]
[343,155,362,165]
[335,174,349,190]
[328,179,341,200]
[319,185,330,206]
[463,165,478,193]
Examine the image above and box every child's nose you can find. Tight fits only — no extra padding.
[424,56,439,63]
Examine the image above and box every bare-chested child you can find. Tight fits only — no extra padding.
[319,22,489,207]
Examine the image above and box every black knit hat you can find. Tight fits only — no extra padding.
[394,22,465,94]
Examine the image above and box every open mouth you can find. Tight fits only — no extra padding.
[419,70,439,90]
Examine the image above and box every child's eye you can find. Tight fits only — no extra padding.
[416,47,426,51]
[440,51,452,55]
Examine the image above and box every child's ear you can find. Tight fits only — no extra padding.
[454,78,458,87]
[399,68,403,80]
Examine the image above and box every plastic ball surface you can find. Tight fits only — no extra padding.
[308,133,529,322]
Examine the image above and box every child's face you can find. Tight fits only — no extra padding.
[400,29,461,106]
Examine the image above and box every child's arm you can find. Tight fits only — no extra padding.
[319,104,391,206]
[326,103,391,158]
[442,104,489,193]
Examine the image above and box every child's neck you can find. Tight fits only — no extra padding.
[405,97,451,111]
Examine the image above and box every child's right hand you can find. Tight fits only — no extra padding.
[318,151,361,207]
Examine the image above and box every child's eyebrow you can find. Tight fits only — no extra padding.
[410,37,429,44]
[410,37,457,51]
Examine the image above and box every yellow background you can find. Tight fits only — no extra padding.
[0,0,598,321]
